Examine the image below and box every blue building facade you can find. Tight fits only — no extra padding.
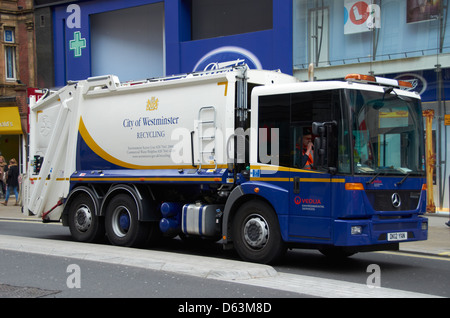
[45,0,293,86]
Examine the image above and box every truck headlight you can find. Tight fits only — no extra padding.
[351,225,363,235]
[421,222,428,231]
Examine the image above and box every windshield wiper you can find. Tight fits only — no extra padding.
[395,172,410,187]
[366,171,383,185]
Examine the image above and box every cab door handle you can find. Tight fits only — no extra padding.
[293,177,300,194]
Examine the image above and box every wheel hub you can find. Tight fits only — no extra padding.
[243,215,269,249]
[74,206,92,232]
[112,206,131,238]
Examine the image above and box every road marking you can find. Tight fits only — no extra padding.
[438,251,450,257]
[377,250,450,261]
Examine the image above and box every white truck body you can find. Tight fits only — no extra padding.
[24,67,296,221]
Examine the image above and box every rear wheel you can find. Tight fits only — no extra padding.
[105,194,150,247]
[232,200,286,264]
[68,192,105,243]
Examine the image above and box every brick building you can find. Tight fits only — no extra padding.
[0,0,36,167]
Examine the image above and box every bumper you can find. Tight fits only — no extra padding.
[333,216,428,247]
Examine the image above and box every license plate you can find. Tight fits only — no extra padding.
[387,232,408,241]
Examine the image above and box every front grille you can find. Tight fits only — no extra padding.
[365,190,420,211]
[373,222,417,231]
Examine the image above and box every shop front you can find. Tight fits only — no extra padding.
[0,106,23,172]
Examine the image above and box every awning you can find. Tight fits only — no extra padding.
[0,107,23,135]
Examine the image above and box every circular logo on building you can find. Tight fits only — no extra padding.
[349,1,370,25]
[193,46,263,72]
[394,73,427,95]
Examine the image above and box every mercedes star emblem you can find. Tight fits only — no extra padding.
[391,193,402,208]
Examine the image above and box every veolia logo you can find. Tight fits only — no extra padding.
[294,196,322,205]
[193,46,263,72]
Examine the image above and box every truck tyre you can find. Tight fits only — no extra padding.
[105,193,150,247]
[68,192,105,243]
[232,200,286,264]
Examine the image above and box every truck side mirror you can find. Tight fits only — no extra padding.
[312,121,337,174]
[312,123,326,167]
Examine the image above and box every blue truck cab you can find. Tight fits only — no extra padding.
[224,74,428,262]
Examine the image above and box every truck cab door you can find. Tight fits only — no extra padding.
[288,125,333,242]
[256,89,341,244]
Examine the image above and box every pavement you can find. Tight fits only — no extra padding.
[0,197,448,298]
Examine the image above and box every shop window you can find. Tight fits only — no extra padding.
[90,3,164,81]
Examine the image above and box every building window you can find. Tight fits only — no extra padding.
[191,0,273,40]
[4,28,17,81]
[5,46,16,80]
[4,29,15,43]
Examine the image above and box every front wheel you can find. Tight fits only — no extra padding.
[105,194,150,247]
[232,200,286,264]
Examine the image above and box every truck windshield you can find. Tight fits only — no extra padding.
[345,89,425,176]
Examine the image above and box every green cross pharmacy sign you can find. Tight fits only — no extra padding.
[69,31,86,57]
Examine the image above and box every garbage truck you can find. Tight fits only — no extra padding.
[24,65,428,264]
